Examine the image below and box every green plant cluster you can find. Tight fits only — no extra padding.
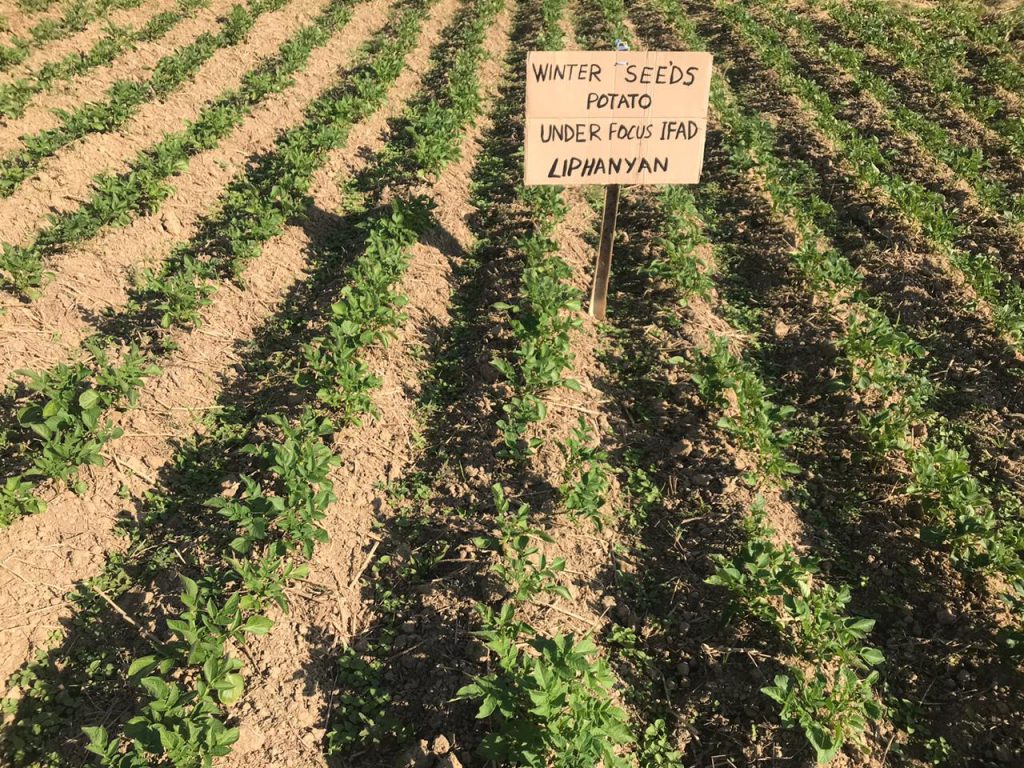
[83,410,339,767]
[0,0,289,202]
[719,1,1024,351]
[7,118,432,768]
[84,171,435,767]
[458,484,638,767]
[403,0,502,176]
[474,0,585,464]
[643,186,712,302]
[1,341,158,526]
[323,1,536,745]
[708,504,884,762]
[300,198,433,422]
[0,0,373,528]
[16,0,57,13]
[755,0,1022,224]
[0,0,143,72]
[558,416,612,529]
[135,0,427,332]
[689,336,801,483]
[1,0,438,528]
[819,0,1024,157]
[0,0,211,119]
[1,2,456,762]
[624,2,892,759]
[688,0,1024,643]
[677,322,881,761]
[0,0,356,301]
[916,1,1024,78]
[491,184,581,459]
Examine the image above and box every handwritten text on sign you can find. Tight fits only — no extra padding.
[524,51,713,186]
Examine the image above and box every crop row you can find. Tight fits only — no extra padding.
[0,0,144,72]
[0,0,368,527]
[0,0,291,203]
[0,0,210,119]
[2,0,462,762]
[0,0,354,300]
[812,0,1024,159]
[701,0,1024,637]
[715,1,1024,355]
[755,0,1023,226]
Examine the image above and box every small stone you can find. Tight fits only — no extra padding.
[676,661,690,677]
[220,478,241,498]
[161,211,183,235]
[431,735,451,755]
[400,620,417,634]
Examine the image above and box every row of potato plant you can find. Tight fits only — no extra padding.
[0,0,291,200]
[702,0,1024,639]
[0,0,211,119]
[0,0,143,71]
[627,1,890,760]
[714,1,1024,353]
[754,0,1023,225]
[1,0,433,523]
[0,341,158,525]
[0,0,357,299]
[0,0,368,527]
[811,0,1024,159]
[81,1,448,760]
[453,2,645,765]
[490,181,577,459]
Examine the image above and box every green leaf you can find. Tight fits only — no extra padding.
[860,647,885,666]
[127,655,158,679]
[241,615,274,635]
[78,389,100,410]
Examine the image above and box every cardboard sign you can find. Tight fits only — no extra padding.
[524,50,713,186]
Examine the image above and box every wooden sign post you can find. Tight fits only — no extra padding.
[523,48,713,319]
[591,183,620,320]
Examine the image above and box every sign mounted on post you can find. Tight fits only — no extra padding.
[524,50,713,186]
